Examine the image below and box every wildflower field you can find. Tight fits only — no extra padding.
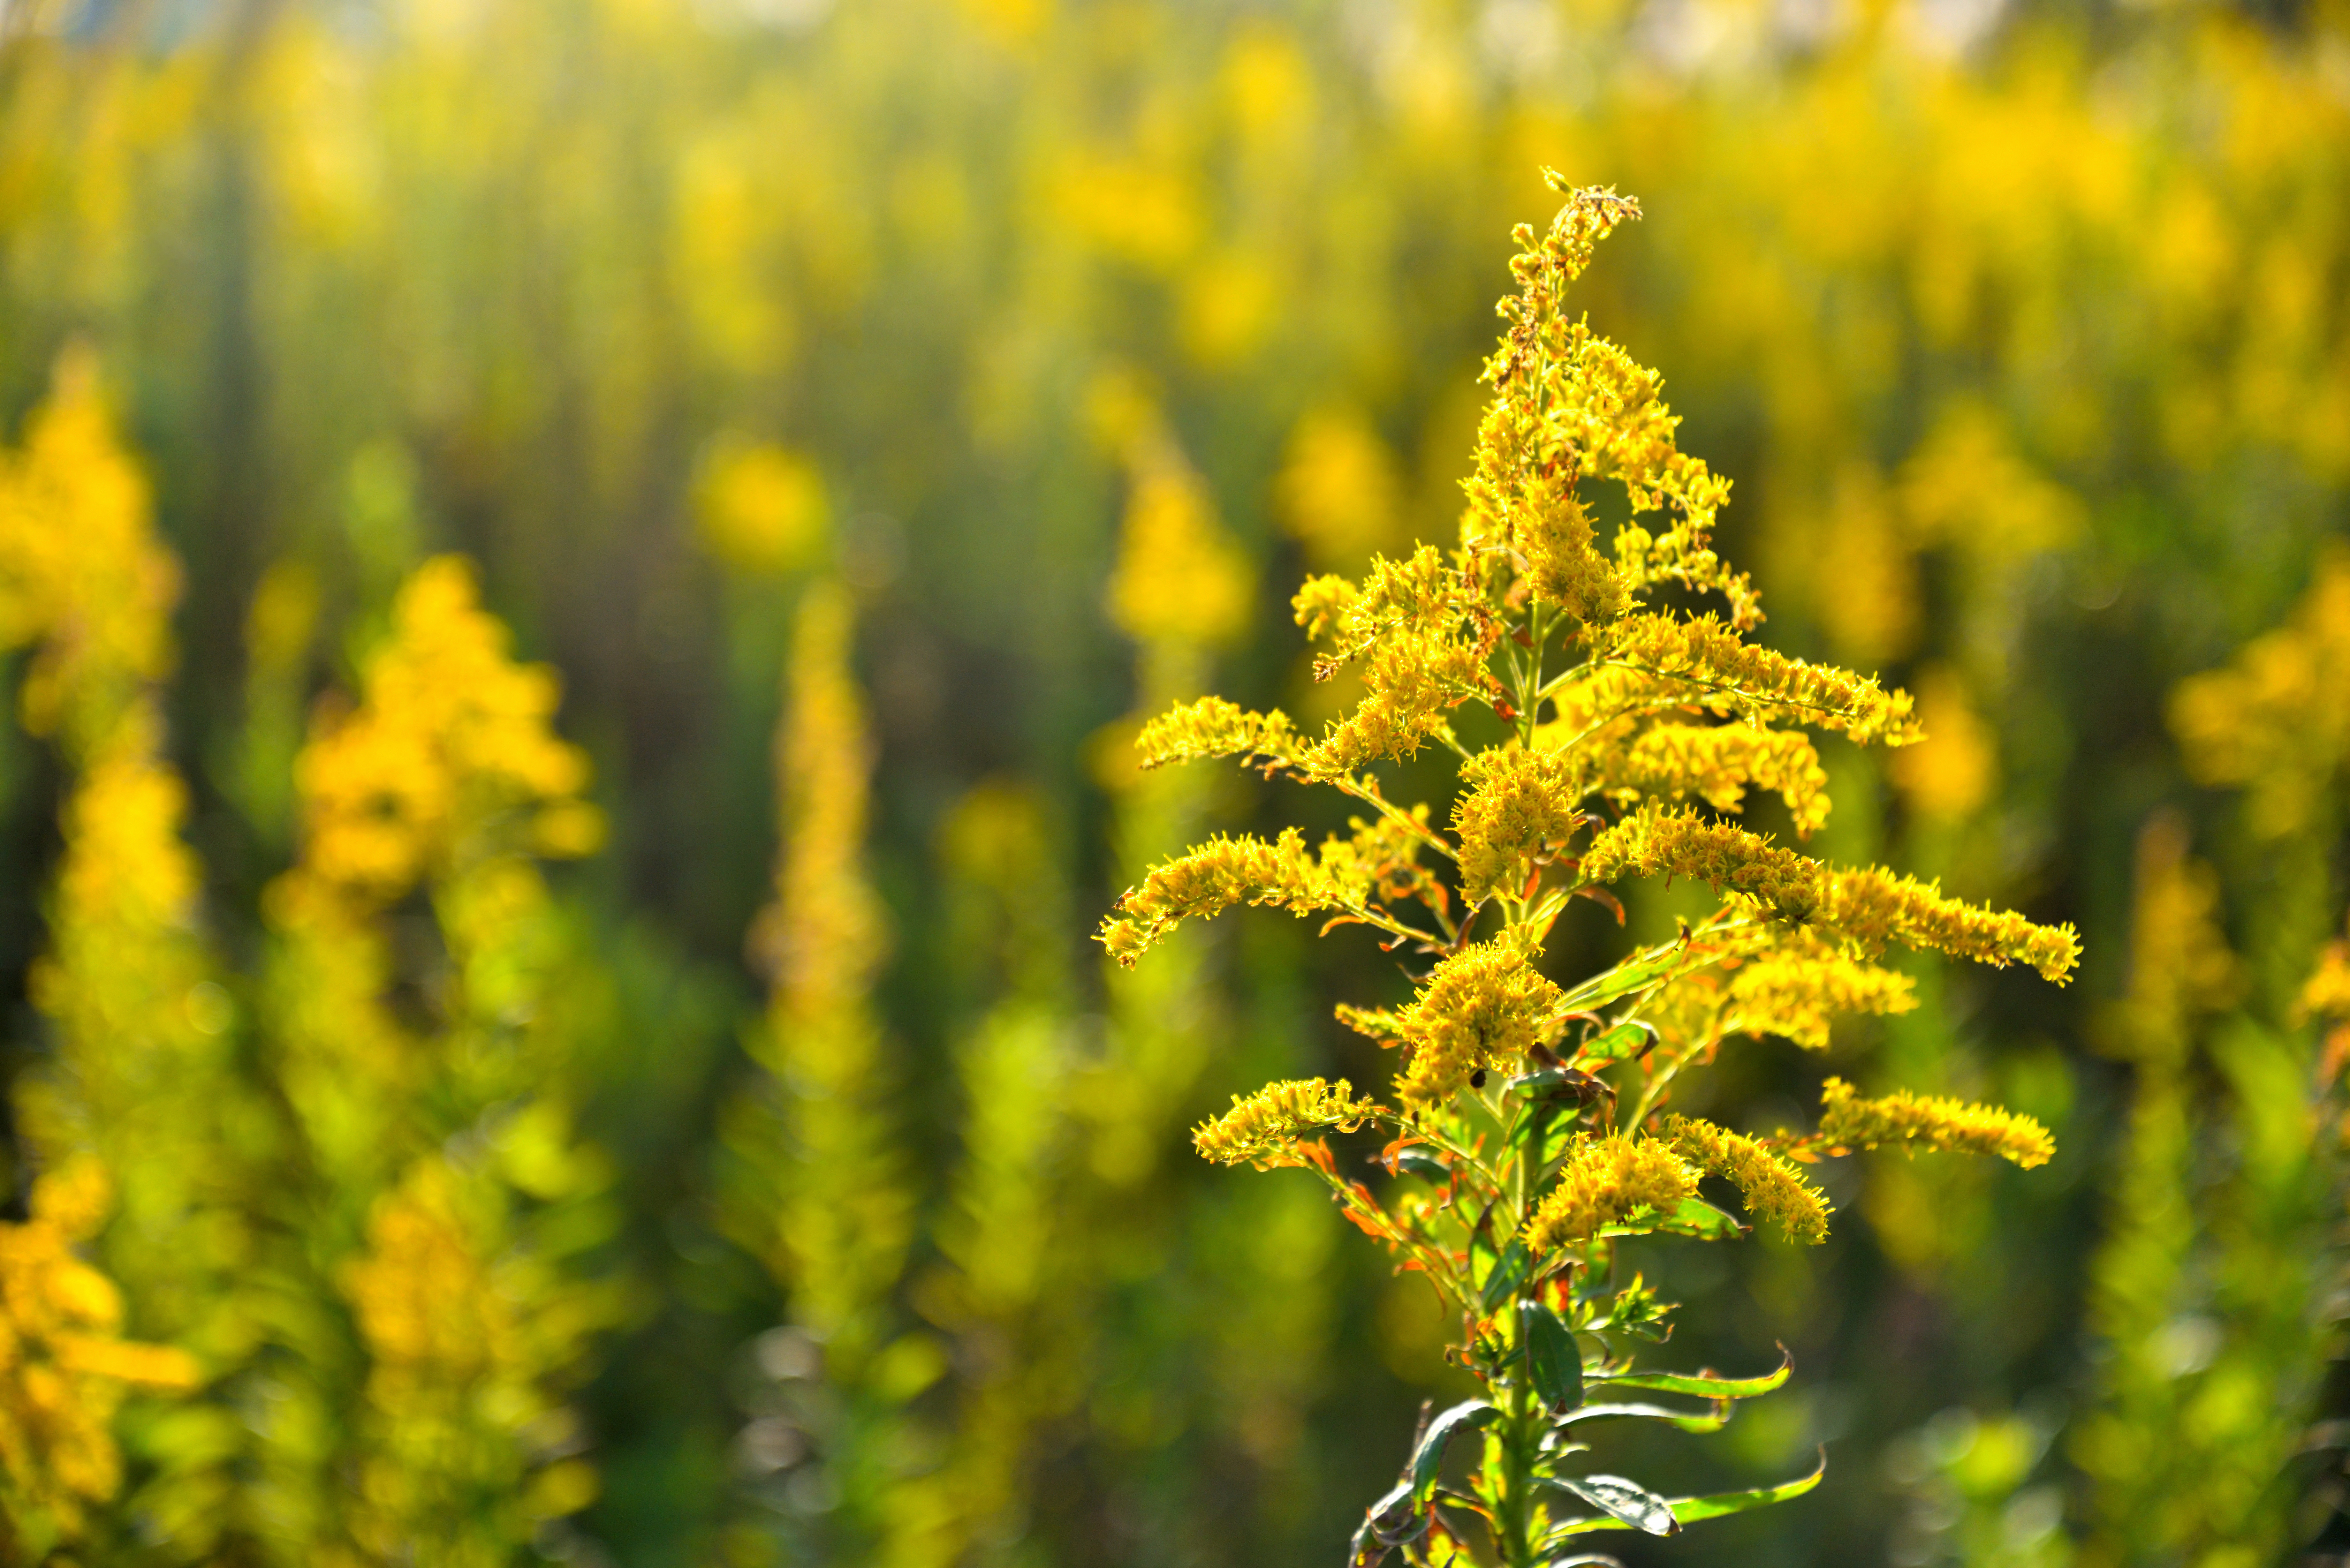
[0,0,2346,1563]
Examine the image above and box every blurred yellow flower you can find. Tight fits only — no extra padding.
[1890,666,1998,825]
[1275,405,1406,567]
[694,435,831,577]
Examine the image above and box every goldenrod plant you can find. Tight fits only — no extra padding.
[724,579,937,1563]
[0,354,217,1560]
[1102,182,2078,1565]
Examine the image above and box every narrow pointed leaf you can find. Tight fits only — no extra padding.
[1588,1345,1792,1400]
[1542,1474,1680,1536]
[1524,1303,1582,1416]
[1658,1196,1749,1240]
[1579,1020,1654,1063]
[1409,1401,1497,1506]
[1665,1449,1826,1523]
[1552,1399,1730,1433]
[1543,1556,1626,1568]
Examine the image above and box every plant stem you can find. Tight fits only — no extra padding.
[1493,1095,1541,1566]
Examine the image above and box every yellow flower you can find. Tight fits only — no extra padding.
[1522,1134,1697,1252]
[1276,405,1405,567]
[1806,1077,2055,1169]
[1664,1116,1829,1244]
[295,555,597,901]
[1581,805,2080,981]
[2169,544,2350,840]
[1452,745,1585,903]
[1392,940,1563,1108]
[1194,1079,1383,1168]
[694,434,831,577]
[0,1157,200,1548]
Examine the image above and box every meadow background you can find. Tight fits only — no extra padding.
[0,0,2346,1562]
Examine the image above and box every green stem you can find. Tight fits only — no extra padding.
[1492,1096,1541,1566]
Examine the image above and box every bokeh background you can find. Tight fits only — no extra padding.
[1,0,2346,1562]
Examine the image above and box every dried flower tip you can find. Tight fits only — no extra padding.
[1810,1077,2054,1169]
[1392,940,1565,1108]
[1522,1133,1696,1252]
[1663,1116,1828,1244]
[1194,1078,1383,1168]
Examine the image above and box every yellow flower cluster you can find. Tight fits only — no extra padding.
[0,1158,200,1549]
[2169,546,2350,840]
[1725,944,1918,1052]
[1452,746,1584,903]
[1135,695,1308,775]
[1602,722,1831,837]
[1100,829,1330,966]
[1581,806,2080,981]
[2302,937,2350,1025]
[1662,1116,1828,1245]
[1103,410,1255,651]
[1193,1079,1382,1168]
[1465,180,1758,633]
[1807,1078,2055,1169]
[1294,545,1499,770]
[0,349,180,756]
[1592,612,1924,748]
[1521,1134,1696,1253]
[341,1156,602,1558]
[1391,940,1564,1108]
[296,555,600,901]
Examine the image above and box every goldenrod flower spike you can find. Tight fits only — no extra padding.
[1099,829,1333,965]
[1725,942,1918,1051]
[0,1157,200,1544]
[1592,612,1923,747]
[1392,940,1564,1108]
[1100,182,2074,1564]
[1194,1079,1385,1168]
[1135,695,1308,774]
[1664,1117,1829,1244]
[1801,1077,2056,1170]
[1581,804,2081,981]
[1521,1134,1698,1251]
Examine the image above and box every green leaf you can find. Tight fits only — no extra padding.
[1654,1196,1749,1240]
[1524,1303,1582,1416]
[1556,943,1695,1013]
[1552,1399,1730,1434]
[1666,1449,1826,1523]
[1469,1203,1533,1311]
[1410,1401,1498,1507]
[1542,1556,1626,1568]
[1588,1345,1793,1401]
[1542,1474,1680,1536]
[1579,1019,1654,1063]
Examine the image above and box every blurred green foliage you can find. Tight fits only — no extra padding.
[0,0,2345,1562]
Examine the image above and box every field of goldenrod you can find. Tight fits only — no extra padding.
[0,0,2345,1562]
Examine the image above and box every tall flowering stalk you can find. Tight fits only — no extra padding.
[0,351,206,1559]
[1101,180,2079,1565]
